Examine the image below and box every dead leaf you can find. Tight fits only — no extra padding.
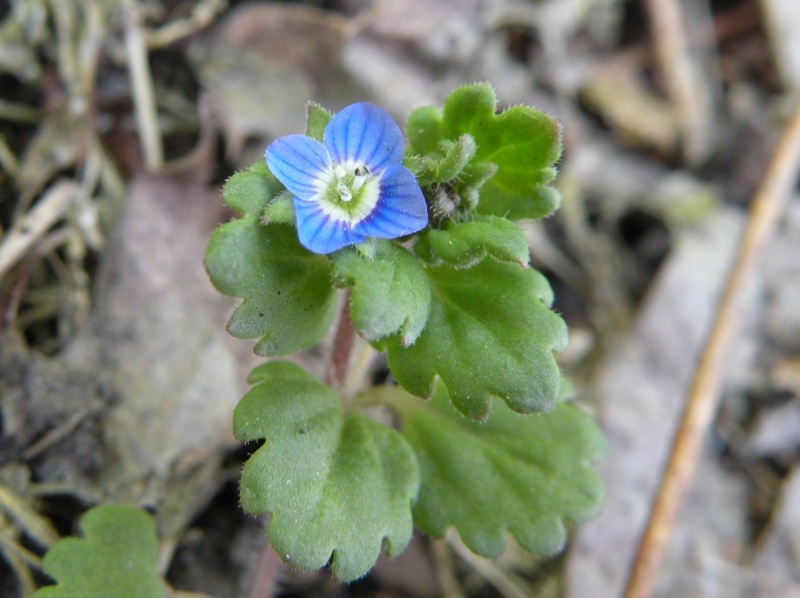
[745,401,800,457]
[366,0,484,63]
[189,43,312,160]
[751,467,800,597]
[772,357,800,395]
[566,209,750,597]
[580,64,679,154]
[760,0,800,89]
[50,170,258,536]
[0,331,110,483]
[188,3,362,160]
[762,201,800,351]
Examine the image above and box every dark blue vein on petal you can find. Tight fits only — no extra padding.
[266,136,331,200]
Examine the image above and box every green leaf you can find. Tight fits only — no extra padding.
[407,83,563,220]
[440,82,498,139]
[433,134,477,183]
[205,220,337,356]
[223,160,284,217]
[442,85,562,219]
[403,133,476,189]
[477,166,561,221]
[263,191,295,225]
[414,216,530,269]
[34,505,164,598]
[331,241,431,346]
[380,259,567,420]
[306,102,333,141]
[406,104,443,155]
[234,361,420,582]
[459,160,499,190]
[395,382,604,557]
[402,154,438,188]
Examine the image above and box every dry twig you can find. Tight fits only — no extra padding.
[644,0,715,164]
[624,99,800,598]
[446,532,533,598]
[146,0,229,49]
[0,181,81,281]
[123,0,164,172]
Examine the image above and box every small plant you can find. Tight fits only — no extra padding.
[29,84,603,598]
[28,84,604,593]
[202,82,604,581]
[33,504,163,598]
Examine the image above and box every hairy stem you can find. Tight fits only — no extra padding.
[325,291,357,391]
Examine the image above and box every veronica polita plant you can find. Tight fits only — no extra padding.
[203,84,604,581]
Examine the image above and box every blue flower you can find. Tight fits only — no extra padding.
[265,102,429,254]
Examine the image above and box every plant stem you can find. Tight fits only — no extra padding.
[248,291,368,597]
[247,535,283,598]
[325,291,357,391]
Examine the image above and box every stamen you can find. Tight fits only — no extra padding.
[352,175,366,192]
[338,182,352,202]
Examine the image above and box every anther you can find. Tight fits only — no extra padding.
[338,182,352,202]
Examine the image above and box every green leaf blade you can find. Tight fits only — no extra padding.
[439,83,563,220]
[331,241,431,346]
[406,105,443,155]
[222,160,284,217]
[433,134,477,183]
[382,259,566,420]
[205,220,337,356]
[34,505,164,598]
[471,105,562,170]
[401,383,604,557]
[441,83,497,139]
[234,362,420,581]
[305,102,333,141]
[414,216,530,269]
[479,178,562,221]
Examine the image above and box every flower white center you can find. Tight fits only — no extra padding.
[316,162,381,224]
[335,165,352,202]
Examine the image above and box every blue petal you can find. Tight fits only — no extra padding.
[354,166,428,239]
[266,135,331,201]
[294,198,366,254]
[323,103,404,172]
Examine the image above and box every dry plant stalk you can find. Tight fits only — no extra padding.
[644,0,714,164]
[0,181,81,281]
[123,0,164,172]
[624,99,800,598]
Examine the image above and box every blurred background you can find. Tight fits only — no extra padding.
[0,0,799,596]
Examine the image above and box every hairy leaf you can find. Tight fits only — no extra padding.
[406,104,443,156]
[205,220,336,356]
[331,241,431,346]
[442,83,562,219]
[380,259,567,420]
[222,160,284,217]
[392,383,604,558]
[406,83,562,220]
[306,102,333,141]
[433,134,477,183]
[263,192,296,224]
[234,361,420,581]
[414,216,530,269]
[34,505,163,598]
